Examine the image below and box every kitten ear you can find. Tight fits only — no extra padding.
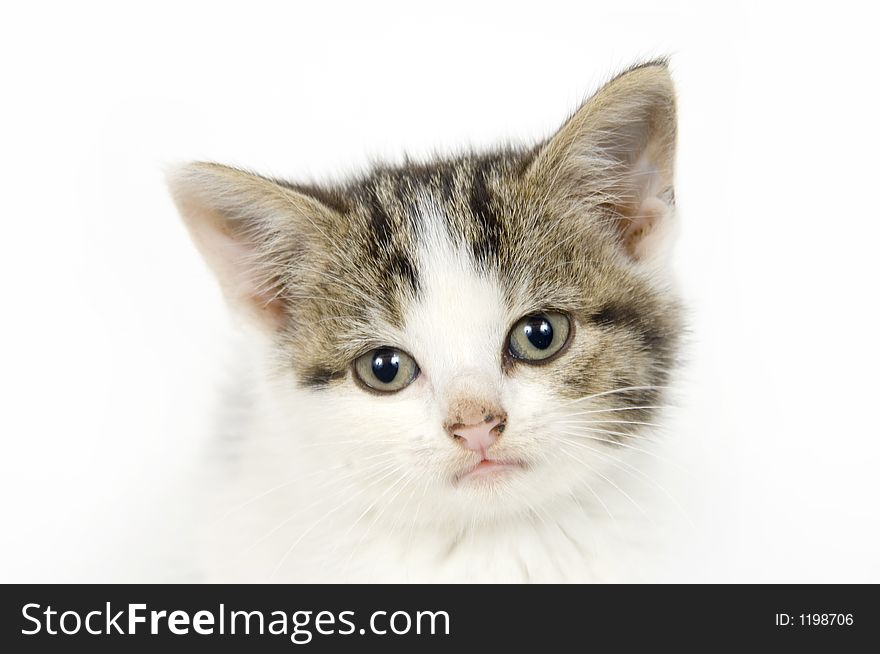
[167,162,336,329]
[528,61,677,262]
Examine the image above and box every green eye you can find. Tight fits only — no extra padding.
[353,347,419,393]
[507,312,571,362]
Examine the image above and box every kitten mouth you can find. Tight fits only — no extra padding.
[455,458,524,485]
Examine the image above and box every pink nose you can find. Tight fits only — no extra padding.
[448,414,506,457]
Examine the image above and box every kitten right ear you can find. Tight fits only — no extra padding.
[167,162,336,329]
[527,61,677,263]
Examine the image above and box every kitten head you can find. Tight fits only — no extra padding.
[169,61,681,528]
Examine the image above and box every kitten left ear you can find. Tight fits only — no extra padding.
[167,162,338,330]
[528,60,677,262]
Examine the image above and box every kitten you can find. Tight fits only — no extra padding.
[168,60,683,582]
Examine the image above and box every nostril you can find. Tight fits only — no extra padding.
[448,413,508,456]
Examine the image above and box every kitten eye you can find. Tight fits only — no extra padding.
[353,348,419,393]
[507,312,571,363]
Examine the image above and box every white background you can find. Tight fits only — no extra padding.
[2,1,878,582]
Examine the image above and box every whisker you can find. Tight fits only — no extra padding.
[208,463,348,527]
[266,461,408,581]
[329,462,412,556]
[558,442,654,524]
[561,424,659,440]
[556,405,675,418]
[556,429,692,474]
[555,419,665,429]
[240,458,401,561]
[556,436,695,529]
[562,385,669,406]
[555,424,655,440]
[297,439,401,450]
[555,451,617,524]
[340,469,419,575]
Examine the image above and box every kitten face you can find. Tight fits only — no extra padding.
[170,61,681,529]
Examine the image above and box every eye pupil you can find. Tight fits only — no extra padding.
[524,318,553,350]
[371,349,400,384]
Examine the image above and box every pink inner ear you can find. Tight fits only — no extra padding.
[614,143,675,261]
[620,196,671,260]
[215,230,286,327]
[184,204,286,329]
